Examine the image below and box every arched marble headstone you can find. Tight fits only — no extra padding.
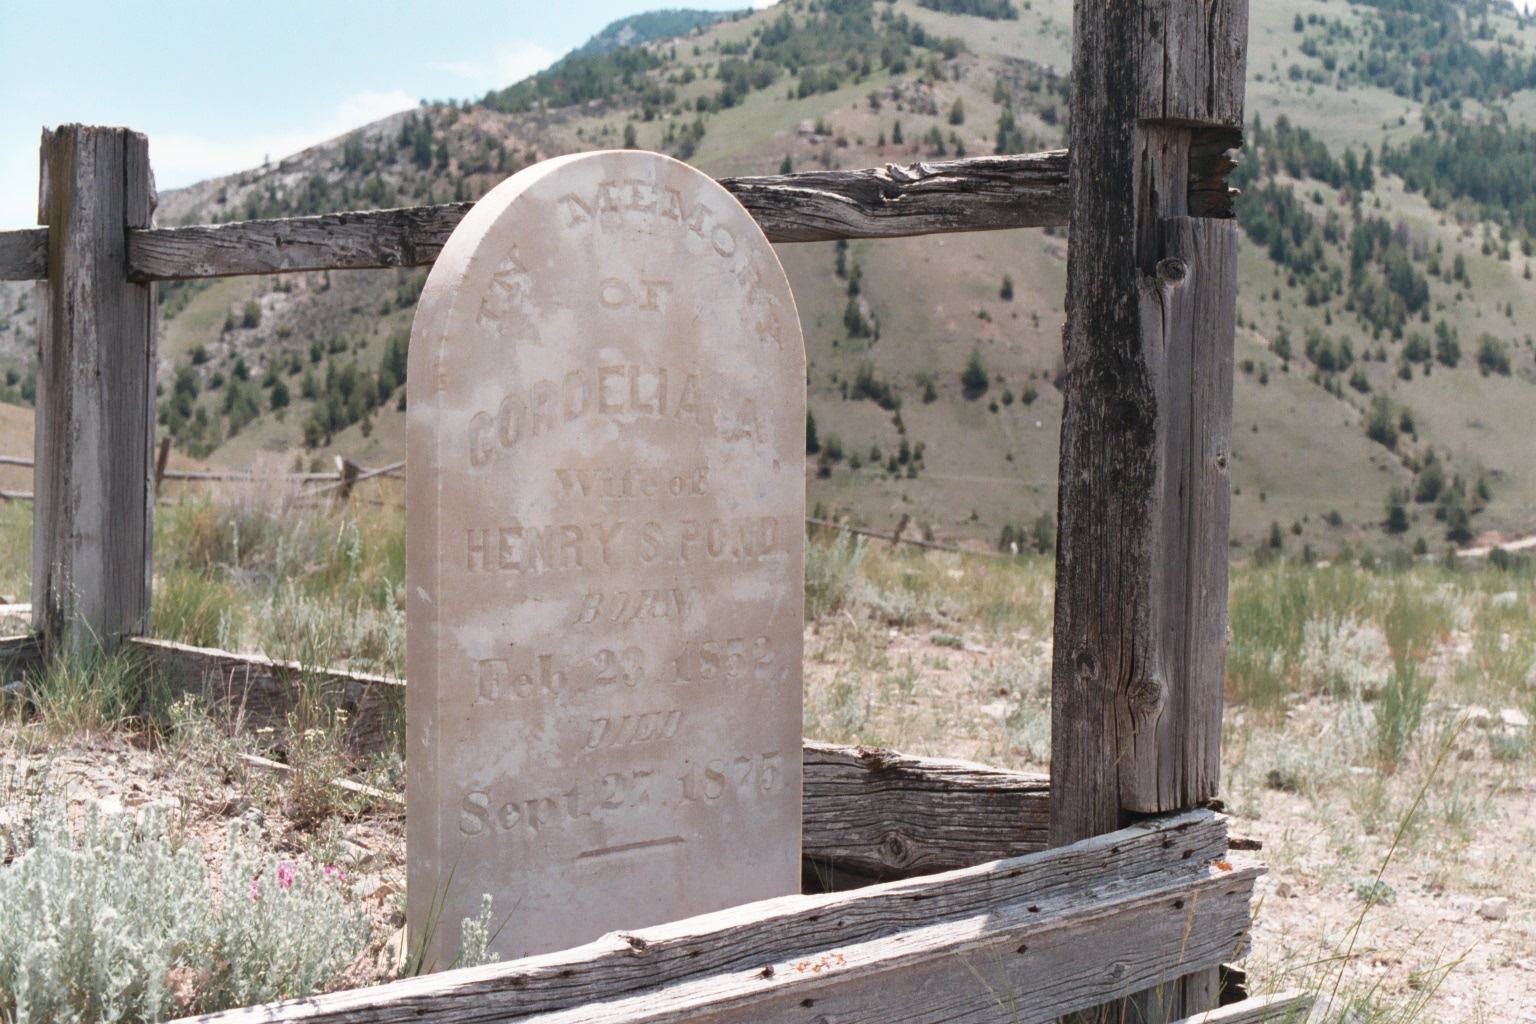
[406,150,805,964]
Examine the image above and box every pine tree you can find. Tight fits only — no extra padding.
[961,350,989,399]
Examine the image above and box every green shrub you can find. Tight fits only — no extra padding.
[1476,332,1511,375]
[805,529,867,620]
[1364,395,1399,448]
[0,807,368,1023]
[960,350,989,399]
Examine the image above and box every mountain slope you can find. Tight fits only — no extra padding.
[9,0,1536,558]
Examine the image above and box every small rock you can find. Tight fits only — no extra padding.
[338,839,374,869]
[85,794,125,817]
[1480,897,1512,921]
[355,874,383,900]
[1460,705,1494,728]
[1502,708,1530,728]
[979,701,1010,721]
[1274,880,1294,899]
[239,807,266,829]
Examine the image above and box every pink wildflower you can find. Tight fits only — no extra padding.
[249,878,261,902]
[277,862,295,889]
[324,865,345,883]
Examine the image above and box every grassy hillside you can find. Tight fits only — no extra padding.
[10,0,1536,560]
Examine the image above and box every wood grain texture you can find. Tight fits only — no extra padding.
[1055,5,1246,1019]
[1138,0,1248,126]
[802,739,1048,877]
[126,636,405,758]
[1052,0,1245,845]
[1137,217,1235,813]
[124,153,1072,281]
[0,228,48,281]
[33,125,157,649]
[127,202,475,281]
[168,812,1246,1024]
[718,151,1070,242]
[1169,991,1313,1024]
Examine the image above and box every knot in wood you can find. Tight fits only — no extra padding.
[1106,961,1130,981]
[623,934,649,954]
[1155,257,1188,287]
[1128,674,1167,720]
[1073,649,1098,684]
[881,831,909,863]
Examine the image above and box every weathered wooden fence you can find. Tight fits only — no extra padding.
[0,0,1315,1020]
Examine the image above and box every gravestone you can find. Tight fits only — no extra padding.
[406,150,805,965]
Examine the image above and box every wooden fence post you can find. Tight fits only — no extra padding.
[34,125,157,650]
[1050,1,1246,1020]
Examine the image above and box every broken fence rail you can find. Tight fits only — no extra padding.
[165,810,1254,1024]
[1,151,1073,283]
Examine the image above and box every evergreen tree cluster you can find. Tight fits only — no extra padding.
[919,0,1018,18]
[1382,118,1536,238]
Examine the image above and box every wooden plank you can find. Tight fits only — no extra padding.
[718,151,1071,242]
[125,636,405,758]
[1138,0,1249,127]
[1136,217,1235,814]
[33,125,157,649]
[802,740,1048,878]
[1052,0,1245,843]
[0,227,48,282]
[1054,3,1246,1019]
[1170,991,1313,1024]
[169,811,1247,1024]
[127,202,474,281]
[236,751,403,806]
[124,153,1072,281]
[0,634,44,679]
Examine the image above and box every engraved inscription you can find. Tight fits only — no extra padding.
[572,587,699,624]
[476,247,532,325]
[458,750,786,837]
[465,517,786,573]
[472,635,781,697]
[468,366,706,466]
[585,709,683,749]
[555,466,709,500]
[598,278,672,311]
[409,150,803,962]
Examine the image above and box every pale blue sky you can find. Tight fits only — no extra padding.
[0,1,766,229]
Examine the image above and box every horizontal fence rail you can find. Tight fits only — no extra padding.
[168,810,1252,1024]
[0,151,1074,283]
[0,226,47,281]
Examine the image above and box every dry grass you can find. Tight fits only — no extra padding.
[803,530,1536,1022]
[4,491,1535,1021]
